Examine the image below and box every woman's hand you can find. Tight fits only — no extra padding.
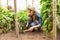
[26,21,29,27]
[26,24,28,27]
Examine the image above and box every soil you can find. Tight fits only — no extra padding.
[57,31,60,40]
[0,31,59,40]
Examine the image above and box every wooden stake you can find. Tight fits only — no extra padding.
[0,0,1,6]
[26,0,27,9]
[32,0,34,6]
[14,0,19,37]
[53,0,57,40]
[7,0,8,6]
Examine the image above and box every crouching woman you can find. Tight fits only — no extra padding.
[24,7,42,32]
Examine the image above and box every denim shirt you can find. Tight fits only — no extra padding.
[28,12,42,27]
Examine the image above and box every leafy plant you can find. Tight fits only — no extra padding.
[57,0,60,31]
[40,0,53,32]
[0,6,15,33]
[18,10,28,32]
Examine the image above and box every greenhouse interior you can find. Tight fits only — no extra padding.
[0,0,60,40]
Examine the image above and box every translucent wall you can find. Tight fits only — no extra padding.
[1,0,40,12]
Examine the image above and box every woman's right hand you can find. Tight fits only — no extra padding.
[26,21,28,27]
[26,24,28,27]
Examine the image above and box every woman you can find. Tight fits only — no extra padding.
[7,5,14,12]
[24,7,42,32]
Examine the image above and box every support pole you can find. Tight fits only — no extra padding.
[7,0,8,6]
[0,0,1,6]
[53,0,57,40]
[32,0,34,6]
[14,0,19,37]
[26,0,27,9]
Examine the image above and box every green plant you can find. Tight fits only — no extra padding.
[18,10,28,32]
[0,6,15,33]
[57,0,60,31]
[0,6,28,33]
[40,0,53,32]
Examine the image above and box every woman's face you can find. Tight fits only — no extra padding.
[28,9,34,16]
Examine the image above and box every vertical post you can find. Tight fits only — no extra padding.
[0,0,1,6]
[32,0,34,6]
[7,0,8,6]
[14,0,19,37]
[26,0,27,9]
[14,0,17,13]
[53,0,57,40]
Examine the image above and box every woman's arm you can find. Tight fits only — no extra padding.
[26,21,29,27]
